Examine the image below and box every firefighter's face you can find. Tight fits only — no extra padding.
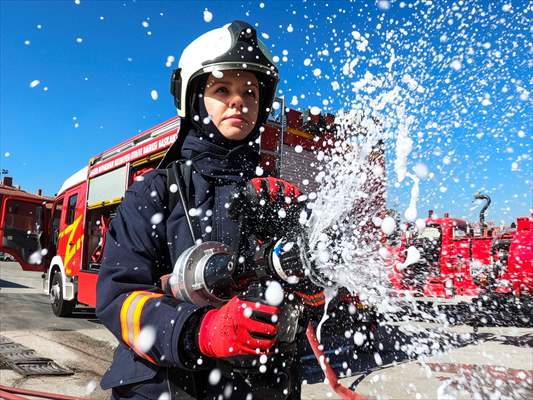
[203,70,260,141]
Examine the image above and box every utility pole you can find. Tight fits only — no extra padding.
[277,96,286,178]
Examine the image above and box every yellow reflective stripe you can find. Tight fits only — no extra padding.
[120,292,143,346]
[132,292,162,363]
[120,291,163,364]
[133,292,161,341]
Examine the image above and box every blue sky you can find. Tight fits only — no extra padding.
[1,0,531,224]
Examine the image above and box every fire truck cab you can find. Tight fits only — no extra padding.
[417,215,493,297]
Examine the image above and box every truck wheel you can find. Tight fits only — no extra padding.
[50,272,75,317]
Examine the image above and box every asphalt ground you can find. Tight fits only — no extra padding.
[1,262,532,400]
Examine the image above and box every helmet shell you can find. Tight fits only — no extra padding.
[170,20,279,118]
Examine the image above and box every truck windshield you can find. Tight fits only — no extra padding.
[419,225,441,240]
[453,226,468,238]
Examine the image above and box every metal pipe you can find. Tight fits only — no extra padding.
[474,192,491,228]
[277,96,286,178]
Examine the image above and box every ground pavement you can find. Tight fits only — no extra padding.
[1,263,531,399]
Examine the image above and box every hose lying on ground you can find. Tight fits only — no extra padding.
[306,323,369,400]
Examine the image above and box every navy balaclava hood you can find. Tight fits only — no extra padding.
[177,71,265,182]
[188,73,263,149]
[159,69,273,168]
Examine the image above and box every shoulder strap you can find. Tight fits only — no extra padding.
[166,160,202,245]
[181,161,194,208]
[166,162,180,214]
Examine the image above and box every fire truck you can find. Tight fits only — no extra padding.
[0,103,385,317]
[387,194,532,302]
[486,214,533,296]
[0,178,53,268]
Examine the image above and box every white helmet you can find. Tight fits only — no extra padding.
[170,20,279,119]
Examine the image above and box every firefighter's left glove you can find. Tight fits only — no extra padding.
[197,296,279,359]
[228,177,308,240]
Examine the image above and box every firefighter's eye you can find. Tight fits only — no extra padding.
[245,89,257,98]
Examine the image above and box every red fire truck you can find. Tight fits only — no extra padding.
[387,194,532,301]
[387,213,485,297]
[0,178,53,268]
[488,214,533,297]
[0,104,385,317]
[416,213,494,297]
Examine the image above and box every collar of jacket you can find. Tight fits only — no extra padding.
[180,128,259,183]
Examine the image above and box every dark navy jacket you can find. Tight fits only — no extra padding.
[95,126,305,399]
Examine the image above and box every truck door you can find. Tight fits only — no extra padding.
[56,185,86,277]
[49,198,63,258]
[0,196,50,271]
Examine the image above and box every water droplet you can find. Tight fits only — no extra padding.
[203,9,213,23]
[208,368,221,385]
[151,213,163,225]
[265,281,284,306]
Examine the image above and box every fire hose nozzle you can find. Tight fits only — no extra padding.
[169,241,234,307]
[167,234,326,307]
[258,235,329,288]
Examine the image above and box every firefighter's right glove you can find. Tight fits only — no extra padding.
[228,177,308,240]
[198,296,279,359]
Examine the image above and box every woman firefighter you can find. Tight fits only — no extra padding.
[96,21,324,400]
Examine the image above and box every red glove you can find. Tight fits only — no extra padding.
[249,177,302,206]
[198,297,279,358]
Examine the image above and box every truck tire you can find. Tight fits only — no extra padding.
[50,272,75,317]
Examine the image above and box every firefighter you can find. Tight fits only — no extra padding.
[96,21,315,399]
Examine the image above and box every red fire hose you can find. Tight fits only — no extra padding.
[0,385,90,400]
[306,323,369,400]
[0,389,26,400]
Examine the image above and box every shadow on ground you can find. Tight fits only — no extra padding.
[300,320,532,384]
[0,279,29,289]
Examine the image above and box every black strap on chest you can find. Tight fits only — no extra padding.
[166,160,202,246]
